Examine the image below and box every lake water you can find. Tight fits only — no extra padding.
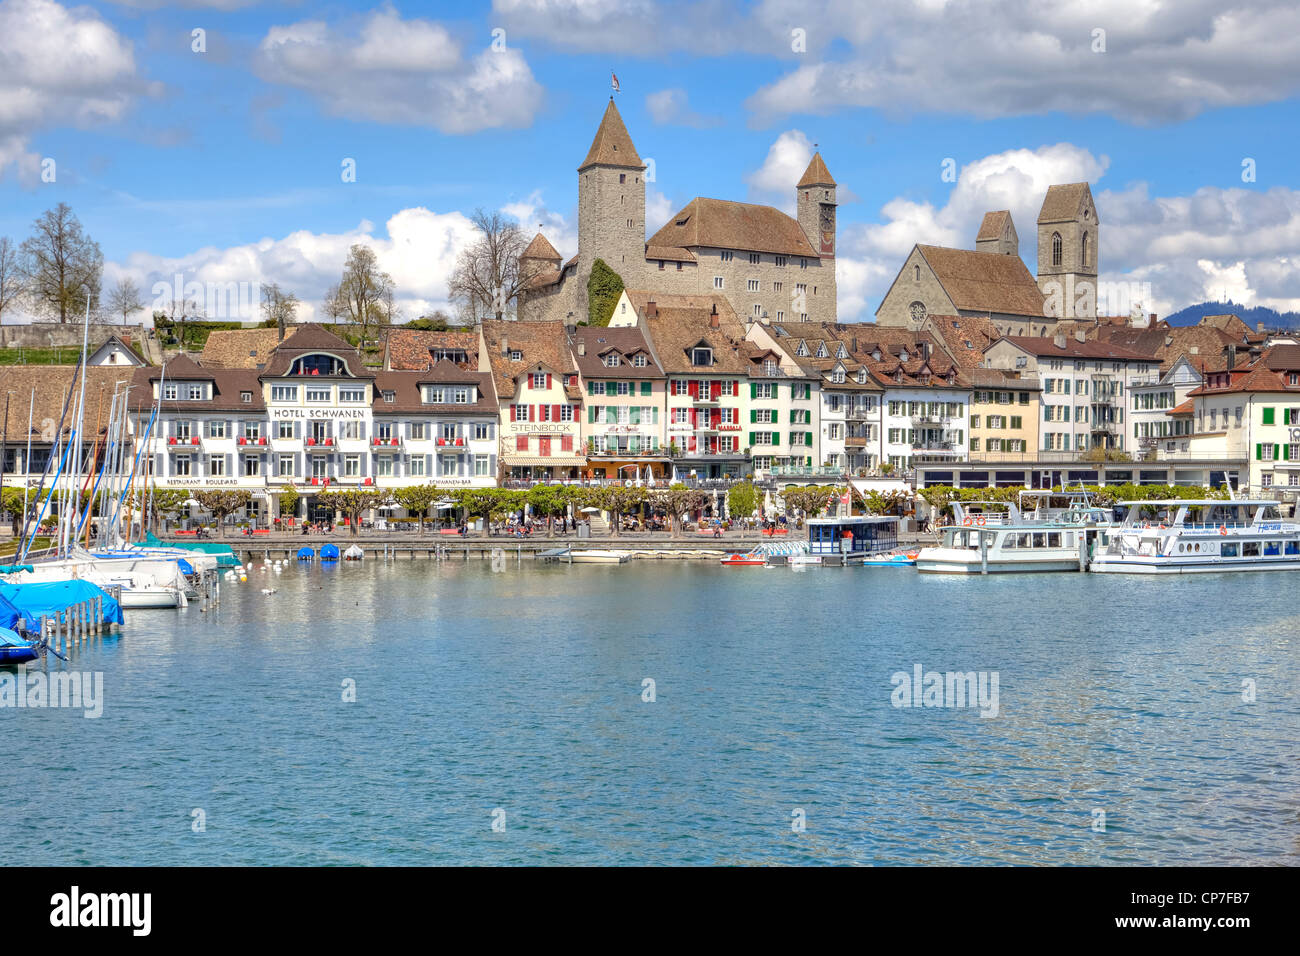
[3,557,1297,865]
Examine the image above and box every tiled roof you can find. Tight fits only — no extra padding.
[997,335,1155,362]
[259,323,372,379]
[797,152,836,188]
[571,326,664,379]
[636,302,751,375]
[384,328,479,370]
[647,197,817,258]
[199,329,283,368]
[1249,344,1300,370]
[1168,399,1195,416]
[1038,183,1092,223]
[644,244,696,262]
[1187,365,1299,396]
[976,210,1012,241]
[916,245,1046,318]
[578,98,643,170]
[1,366,141,440]
[968,367,1041,390]
[481,320,581,401]
[1198,313,1250,337]
[370,369,497,414]
[521,232,561,261]
[926,314,1002,368]
[130,361,265,412]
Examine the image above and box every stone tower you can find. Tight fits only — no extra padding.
[576,98,646,318]
[975,210,1018,256]
[1036,183,1098,321]
[796,152,837,322]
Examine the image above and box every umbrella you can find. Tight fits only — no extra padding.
[646,470,656,488]
[580,507,602,514]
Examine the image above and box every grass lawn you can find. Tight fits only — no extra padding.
[0,347,87,365]
[0,536,51,558]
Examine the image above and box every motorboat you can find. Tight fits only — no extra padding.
[916,523,1087,574]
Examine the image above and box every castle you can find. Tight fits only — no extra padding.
[517,98,838,326]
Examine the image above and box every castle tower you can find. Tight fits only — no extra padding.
[796,152,837,322]
[576,98,646,317]
[1036,183,1098,321]
[975,210,1018,256]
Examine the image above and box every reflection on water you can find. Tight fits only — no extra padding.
[3,559,1296,865]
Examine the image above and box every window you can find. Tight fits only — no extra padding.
[306,387,331,403]
[278,454,294,477]
[474,422,491,441]
[748,253,760,265]
[208,420,227,439]
[775,256,786,267]
[339,387,365,403]
[510,350,522,361]
[604,354,620,368]
[1051,232,1062,266]
[720,251,733,262]
[344,455,360,478]
[244,422,262,441]
[409,456,425,477]
[747,279,759,292]
[382,391,395,404]
[277,421,294,440]
[376,457,393,477]
[531,372,548,389]
[713,276,724,289]
[692,348,712,367]
[174,455,191,477]
[339,421,361,441]
[512,404,530,422]
[209,455,225,477]
[240,391,252,404]
[187,384,204,401]
[243,455,260,477]
[424,387,445,404]
[475,455,490,476]
[163,384,178,400]
[272,385,298,402]
[454,387,470,404]
[410,422,426,441]
[633,354,647,367]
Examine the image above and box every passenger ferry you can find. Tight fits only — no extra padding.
[1088,498,1300,574]
[915,523,1087,574]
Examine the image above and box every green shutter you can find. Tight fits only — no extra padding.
[631,407,641,425]
[750,383,757,399]
[806,456,812,467]
[641,381,651,396]
[587,381,595,395]
[653,407,659,424]
[1263,407,1275,425]
[1256,443,1262,460]
[750,409,756,423]
[772,432,780,446]
[1283,444,1291,461]
[749,431,756,446]
[606,406,616,424]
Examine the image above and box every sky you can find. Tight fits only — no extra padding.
[2,0,1299,325]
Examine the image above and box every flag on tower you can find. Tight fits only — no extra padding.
[611,71,620,93]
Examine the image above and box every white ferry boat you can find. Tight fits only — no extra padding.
[915,523,1087,574]
[1088,498,1300,574]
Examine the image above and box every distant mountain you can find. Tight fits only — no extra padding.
[1163,300,1300,329]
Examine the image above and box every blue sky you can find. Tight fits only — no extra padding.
[3,0,1299,323]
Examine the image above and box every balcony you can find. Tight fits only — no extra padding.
[435,437,466,447]
[770,465,843,478]
[691,394,720,407]
[844,435,868,449]
[845,408,874,422]
[370,437,400,448]
[910,414,951,426]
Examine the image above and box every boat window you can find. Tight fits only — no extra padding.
[1047,532,1061,548]
[1221,543,1237,557]
[1018,534,1031,548]
[1002,534,1016,549]
[1243,541,1260,557]
[1032,533,1045,549]
[1264,541,1281,556]
[1287,541,1300,555]
[1064,533,1074,548]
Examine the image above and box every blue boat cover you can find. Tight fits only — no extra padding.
[0,625,35,648]
[320,544,340,561]
[0,565,35,574]
[177,558,195,575]
[139,532,240,568]
[297,547,314,559]
[0,580,125,636]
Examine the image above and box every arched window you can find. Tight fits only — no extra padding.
[914,264,920,281]
[1051,232,1062,267]
[1082,232,1090,267]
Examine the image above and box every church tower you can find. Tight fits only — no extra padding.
[576,98,646,317]
[796,152,837,321]
[1036,183,1098,321]
[975,210,1018,256]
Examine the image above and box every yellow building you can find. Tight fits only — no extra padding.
[968,369,1040,460]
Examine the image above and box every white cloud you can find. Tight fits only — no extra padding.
[831,144,1300,320]
[0,0,150,183]
[645,88,720,127]
[745,129,813,213]
[646,188,675,232]
[105,206,483,324]
[255,7,544,133]
[501,189,577,259]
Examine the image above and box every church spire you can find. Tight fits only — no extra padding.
[797,151,836,188]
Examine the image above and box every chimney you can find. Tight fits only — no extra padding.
[1149,313,1158,329]
[709,305,719,329]
[500,335,509,357]
[647,299,658,319]
[577,341,585,356]
[1075,329,1086,343]
[1053,334,1066,349]
[1227,344,1236,370]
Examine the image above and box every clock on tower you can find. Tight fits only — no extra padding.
[819,205,835,257]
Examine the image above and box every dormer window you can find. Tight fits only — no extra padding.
[510,350,522,361]
[382,391,395,403]
[241,391,252,403]
[836,344,847,358]
[831,369,845,384]
[691,347,712,367]
[871,349,882,362]
[795,342,808,357]
[633,354,647,367]
[291,354,345,377]
[604,354,620,368]
[163,384,177,400]
[815,343,827,358]
[899,349,909,362]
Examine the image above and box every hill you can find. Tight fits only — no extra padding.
[1164,300,1300,329]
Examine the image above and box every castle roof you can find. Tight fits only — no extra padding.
[1038,183,1095,224]
[915,245,1046,318]
[647,197,817,258]
[976,210,1014,241]
[521,232,561,261]
[199,328,283,369]
[797,152,836,188]
[578,98,643,171]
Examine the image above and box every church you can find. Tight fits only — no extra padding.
[875,183,1101,333]
[517,99,838,326]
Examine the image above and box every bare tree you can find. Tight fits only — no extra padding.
[322,244,396,345]
[106,277,145,322]
[448,209,548,322]
[259,282,300,340]
[20,203,103,323]
[0,237,26,320]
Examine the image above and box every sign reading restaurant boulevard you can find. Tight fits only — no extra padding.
[270,407,368,420]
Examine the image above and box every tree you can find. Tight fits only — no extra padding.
[393,485,440,533]
[131,488,189,533]
[648,485,706,539]
[259,282,300,339]
[586,258,624,327]
[319,488,390,535]
[20,203,103,323]
[447,209,548,322]
[106,277,145,323]
[780,486,832,524]
[277,487,300,524]
[726,481,759,524]
[0,237,26,320]
[322,245,396,345]
[194,490,252,538]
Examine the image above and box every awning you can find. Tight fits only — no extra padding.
[503,456,588,467]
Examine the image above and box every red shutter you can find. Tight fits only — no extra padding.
[510,405,517,422]
[531,405,538,421]
[731,381,739,397]
[552,404,561,422]
[561,435,573,452]
[688,436,697,452]
[539,437,551,457]
[546,372,552,390]
[690,409,698,427]
[711,381,721,399]
[516,434,528,452]
[688,381,698,399]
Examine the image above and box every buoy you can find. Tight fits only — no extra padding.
[239,574,247,582]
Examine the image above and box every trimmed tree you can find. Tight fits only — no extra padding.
[726,481,759,525]
[586,258,624,327]
[319,489,391,535]
[194,490,253,538]
[277,487,300,525]
[648,485,706,539]
[393,485,440,533]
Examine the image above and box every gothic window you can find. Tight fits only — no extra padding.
[914,264,920,281]
[908,301,926,323]
[1082,232,1090,267]
[1051,233,1062,267]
